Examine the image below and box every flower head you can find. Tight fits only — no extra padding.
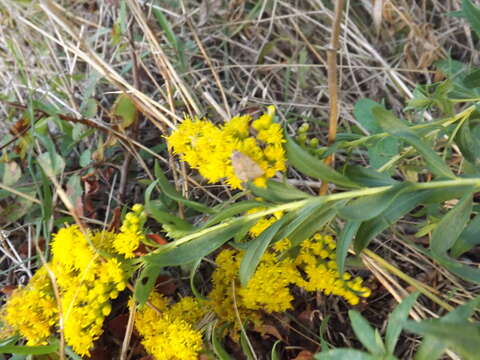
[167,106,286,189]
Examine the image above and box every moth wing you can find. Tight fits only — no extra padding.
[231,151,265,181]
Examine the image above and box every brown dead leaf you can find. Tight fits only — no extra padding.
[259,324,284,342]
[108,207,122,232]
[147,233,168,245]
[292,350,314,360]
[155,274,178,296]
[0,285,17,296]
[90,346,109,360]
[107,314,129,340]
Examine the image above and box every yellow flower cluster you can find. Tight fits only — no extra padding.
[167,106,286,189]
[1,204,148,357]
[113,204,147,258]
[135,292,206,360]
[1,266,57,345]
[294,234,371,305]
[51,226,128,357]
[209,233,371,328]
[208,249,261,328]
[247,207,285,238]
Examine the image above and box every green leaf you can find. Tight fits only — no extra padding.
[271,340,282,360]
[385,292,419,354]
[240,330,255,360]
[212,325,234,360]
[80,97,97,118]
[415,296,480,360]
[189,257,207,300]
[406,319,480,360]
[275,199,336,247]
[144,181,193,231]
[354,98,384,133]
[345,166,398,187]
[368,137,399,170]
[285,135,359,189]
[337,220,361,274]
[462,0,480,37]
[144,220,252,267]
[354,190,432,253]
[239,216,290,286]
[2,162,21,187]
[430,190,473,255]
[463,68,480,88]
[202,200,265,228]
[112,94,138,129]
[372,107,455,179]
[348,310,385,356]
[134,264,163,306]
[154,162,215,214]
[450,214,480,257]
[66,175,83,213]
[456,120,480,166]
[37,152,65,177]
[248,180,313,202]
[431,253,480,283]
[152,8,178,49]
[0,342,58,355]
[338,183,410,221]
[315,349,376,360]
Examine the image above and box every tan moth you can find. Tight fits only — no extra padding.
[231,150,265,181]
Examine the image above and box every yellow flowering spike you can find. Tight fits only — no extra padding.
[293,234,371,305]
[166,106,286,189]
[135,292,204,360]
[2,266,57,345]
[113,204,147,258]
[239,257,299,313]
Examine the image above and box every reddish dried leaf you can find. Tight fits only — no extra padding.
[107,314,129,340]
[90,346,109,360]
[19,237,45,257]
[292,350,314,360]
[9,118,29,137]
[0,285,17,296]
[108,207,122,232]
[147,233,168,245]
[155,275,178,296]
[259,324,284,342]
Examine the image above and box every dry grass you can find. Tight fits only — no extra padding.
[0,0,478,359]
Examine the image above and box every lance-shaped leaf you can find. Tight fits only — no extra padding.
[248,179,313,202]
[450,214,480,257]
[415,296,480,360]
[336,220,361,275]
[345,165,398,187]
[372,106,455,179]
[240,215,291,286]
[430,190,473,255]
[405,319,480,360]
[285,135,359,189]
[338,183,410,221]
[144,219,252,267]
[385,292,419,354]
[154,162,215,214]
[201,200,265,228]
[354,190,432,253]
[461,0,480,38]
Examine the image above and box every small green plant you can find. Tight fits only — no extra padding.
[316,294,480,360]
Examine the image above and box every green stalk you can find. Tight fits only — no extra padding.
[152,177,480,253]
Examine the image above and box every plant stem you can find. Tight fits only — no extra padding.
[151,177,480,253]
[320,0,345,195]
